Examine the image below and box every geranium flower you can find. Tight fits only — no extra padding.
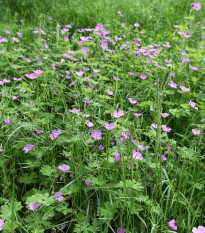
[133,150,143,160]
[182,57,190,63]
[168,79,177,88]
[134,113,142,117]
[189,100,198,110]
[29,202,39,210]
[50,129,61,141]
[192,226,205,233]
[55,192,64,202]
[121,130,130,139]
[85,120,94,128]
[159,154,167,162]
[168,219,177,231]
[4,119,11,124]
[0,219,5,231]
[191,3,201,11]
[161,113,170,117]
[112,110,124,118]
[69,108,80,113]
[26,73,39,79]
[58,164,70,172]
[117,228,126,233]
[76,70,84,76]
[104,123,116,130]
[113,152,120,162]
[137,141,146,151]
[140,74,147,80]
[151,123,158,128]
[98,145,104,150]
[128,98,138,104]
[35,129,43,135]
[117,11,124,17]
[134,23,140,27]
[161,125,172,132]
[192,129,201,135]
[180,86,190,92]
[93,68,100,73]
[91,129,102,140]
[23,144,36,153]
[190,66,198,70]
[106,90,114,96]
[85,181,92,186]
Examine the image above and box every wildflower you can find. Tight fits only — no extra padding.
[69,108,80,113]
[137,141,146,151]
[121,130,130,139]
[168,219,177,231]
[91,129,102,140]
[58,164,70,172]
[192,129,201,135]
[133,150,143,160]
[117,11,124,17]
[180,86,190,92]
[161,125,172,132]
[76,70,84,76]
[134,23,140,27]
[26,73,39,79]
[104,123,116,130]
[98,145,104,150]
[85,100,89,104]
[159,154,167,162]
[117,228,126,233]
[192,226,205,233]
[112,110,124,118]
[190,66,198,70]
[140,74,147,80]
[191,3,201,11]
[4,119,11,124]
[85,120,94,128]
[61,225,66,230]
[35,129,43,135]
[167,146,172,152]
[23,144,36,153]
[85,181,92,186]
[12,37,19,42]
[182,57,190,63]
[134,113,142,117]
[106,90,114,96]
[55,192,64,202]
[168,79,177,88]
[128,98,138,104]
[151,123,158,128]
[50,129,61,141]
[161,113,170,117]
[29,202,39,210]
[0,219,5,231]
[93,68,100,73]
[113,152,120,162]
[189,100,198,110]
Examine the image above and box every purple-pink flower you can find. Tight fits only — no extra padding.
[106,90,114,96]
[91,129,102,140]
[104,123,116,131]
[134,113,142,117]
[35,129,43,135]
[180,86,190,92]
[161,113,170,117]
[133,150,143,160]
[168,219,177,231]
[113,152,120,162]
[4,119,11,124]
[140,74,147,80]
[23,144,36,153]
[98,145,104,150]
[58,164,70,172]
[112,110,124,118]
[50,129,61,141]
[128,98,138,104]
[151,123,158,128]
[117,228,126,233]
[0,219,4,231]
[161,125,172,132]
[29,202,39,210]
[191,3,201,11]
[69,108,80,114]
[192,129,201,135]
[192,226,205,233]
[85,120,94,128]
[121,130,130,139]
[137,141,146,151]
[85,181,92,186]
[189,100,198,110]
[168,79,177,88]
[159,154,167,162]
[55,192,64,202]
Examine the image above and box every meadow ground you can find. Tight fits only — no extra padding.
[0,0,205,232]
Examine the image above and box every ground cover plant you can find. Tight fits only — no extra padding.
[0,0,205,232]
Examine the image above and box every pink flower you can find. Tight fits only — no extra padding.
[133,150,143,160]
[55,192,64,202]
[168,219,177,231]
[121,131,130,139]
[91,129,102,140]
[85,181,92,186]
[0,219,4,231]
[192,226,205,233]
[106,90,114,96]
[117,11,124,17]
[29,202,39,210]
[191,3,201,11]
[168,79,177,88]
[192,129,201,135]
[190,66,198,70]
[113,152,120,162]
[69,108,80,113]
[4,119,11,124]
[93,68,100,73]
[151,123,158,128]
[35,129,43,135]
[134,23,140,27]
[26,73,39,80]
[85,120,94,128]
[161,125,172,132]
[180,86,190,92]
[50,129,61,141]
[159,154,167,162]
[104,123,116,130]
[117,228,126,233]
[161,113,170,117]
[98,145,104,150]
[112,110,124,118]
[34,70,44,74]
[140,74,147,80]
[76,70,84,76]
[134,113,142,117]
[23,144,36,153]
[128,98,138,104]
[182,57,190,63]
[189,100,198,110]
[58,164,70,172]
[137,141,146,151]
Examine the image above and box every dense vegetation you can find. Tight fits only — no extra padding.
[0,0,205,232]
